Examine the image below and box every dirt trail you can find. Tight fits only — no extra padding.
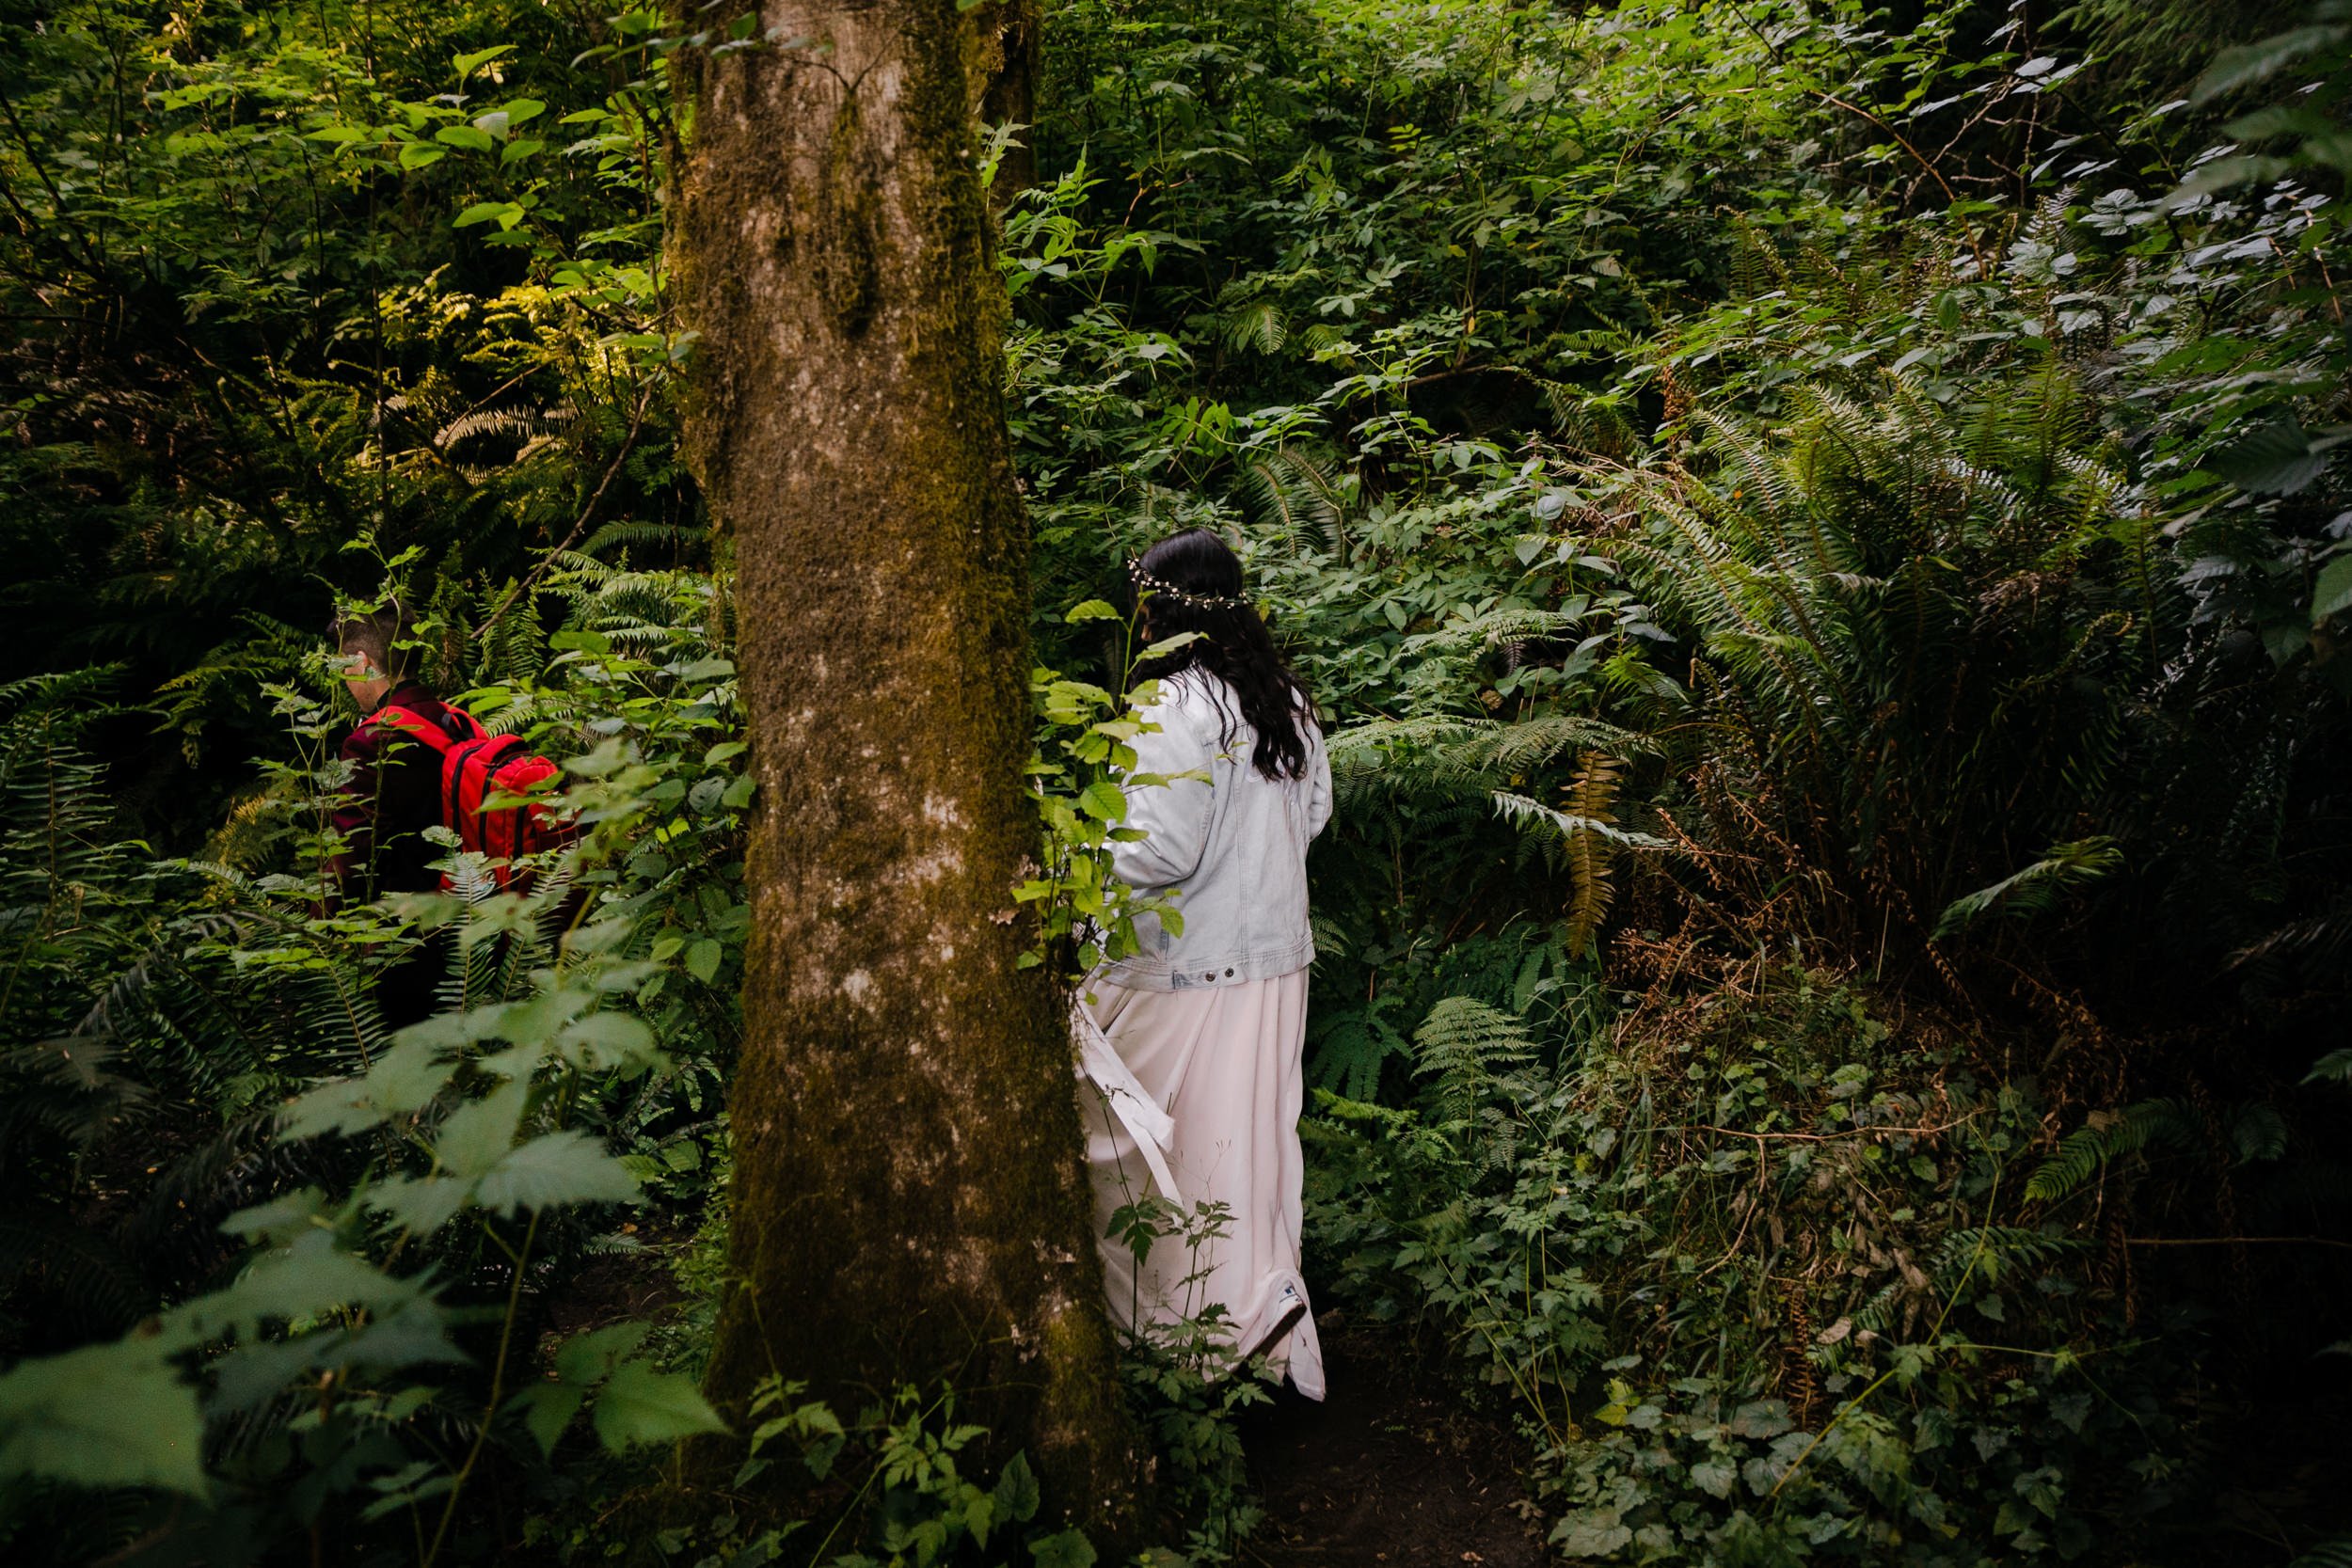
[1244,1323,1546,1567]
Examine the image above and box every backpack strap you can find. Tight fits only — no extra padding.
[364,704,489,843]
[364,702,482,755]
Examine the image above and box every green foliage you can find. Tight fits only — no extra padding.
[1311,968,2167,1565]
[1021,603,1190,980]
[8,0,2352,1560]
[2025,1101,2199,1203]
[0,564,748,1560]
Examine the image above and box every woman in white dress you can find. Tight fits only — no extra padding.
[1078,528,1333,1400]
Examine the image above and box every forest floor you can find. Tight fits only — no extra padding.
[1242,1320,1545,1568]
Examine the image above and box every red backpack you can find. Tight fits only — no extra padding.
[367,704,574,888]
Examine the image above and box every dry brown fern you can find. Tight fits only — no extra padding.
[1563,750,1622,958]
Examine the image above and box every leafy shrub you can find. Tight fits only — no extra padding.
[1309,966,2179,1564]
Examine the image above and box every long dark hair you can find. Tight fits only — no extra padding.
[1125,529,1318,782]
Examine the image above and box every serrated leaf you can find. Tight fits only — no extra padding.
[555,1322,650,1385]
[2312,553,2352,626]
[2307,1047,2352,1083]
[1549,1511,1633,1558]
[2193,24,2349,103]
[510,1383,585,1457]
[591,1360,727,1450]
[993,1449,1041,1523]
[221,1186,331,1244]
[556,1011,658,1071]
[282,1036,453,1139]
[474,1132,641,1214]
[1077,780,1126,821]
[0,1339,207,1494]
[1028,1529,1096,1568]
[684,938,723,982]
[1690,1456,1737,1498]
[2212,416,2330,495]
[434,1078,528,1177]
[371,1173,471,1234]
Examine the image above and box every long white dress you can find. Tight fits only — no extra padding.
[1079,970,1326,1399]
[1075,668,1329,1395]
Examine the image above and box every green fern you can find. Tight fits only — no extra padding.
[1309,999,1409,1101]
[1412,995,1537,1128]
[2025,1100,2194,1203]
[1931,837,2123,941]
[1233,446,1349,555]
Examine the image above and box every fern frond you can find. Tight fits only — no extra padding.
[1560,752,1622,958]
[1931,837,2122,941]
[1412,996,1537,1124]
[2026,1100,2193,1203]
[578,521,694,562]
[1488,790,1668,853]
[1220,301,1287,356]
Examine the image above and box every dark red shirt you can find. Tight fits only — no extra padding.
[326,682,472,906]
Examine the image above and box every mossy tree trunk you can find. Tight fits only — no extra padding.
[977,1,1041,203]
[668,2,1138,1528]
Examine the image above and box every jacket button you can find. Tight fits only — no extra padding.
[1225,968,1234,977]
[1203,973,1215,983]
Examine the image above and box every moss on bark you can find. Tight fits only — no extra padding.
[667,1,1141,1534]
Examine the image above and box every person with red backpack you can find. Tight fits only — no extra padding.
[326,603,474,913]
[326,602,571,1022]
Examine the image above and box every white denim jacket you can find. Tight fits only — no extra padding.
[1098,669,1332,991]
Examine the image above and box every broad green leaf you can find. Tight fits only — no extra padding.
[591,1360,727,1450]
[993,1449,1041,1523]
[684,938,723,982]
[2312,552,2352,626]
[221,1186,330,1244]
[0,1340,206,1495]
[556,1011,659,1071]
[2212,415,2332,495]
[474,1132,641,1214]
[1028,1529,1096,1568]
[509,1383,585,1457]
[554,1322,650,1384]
[2193,24,2349,103]
[181,1229,412,1340]
[1549,1510,1633,1558]
[282,1036,453,1139]
[1077,780,1126,821]
[434,1078,529,1178]
[372,1172,471,1234]
[452,44,515,80]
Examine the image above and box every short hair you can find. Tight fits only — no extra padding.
[329,601,416,682]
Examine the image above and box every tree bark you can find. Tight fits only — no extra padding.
[977,0,1041,203]
[668,2,1138,1528]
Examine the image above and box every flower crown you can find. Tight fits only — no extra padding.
[1127,557,1249,611]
